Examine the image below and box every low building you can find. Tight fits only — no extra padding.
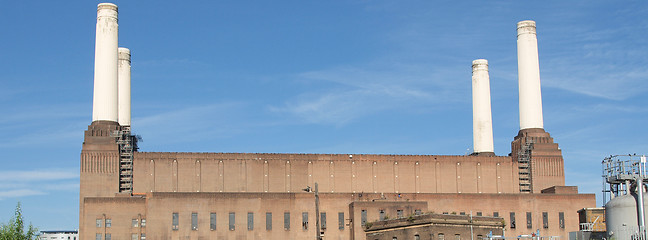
[39,230,78,240]
[365,213,504,240]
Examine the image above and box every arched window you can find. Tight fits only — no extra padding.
[438,233,445,240]
[414,234,420,240]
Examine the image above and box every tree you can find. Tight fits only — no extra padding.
[0,202,37,240]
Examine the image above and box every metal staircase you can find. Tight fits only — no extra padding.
[116,126,138,193]
[518,139,533,193]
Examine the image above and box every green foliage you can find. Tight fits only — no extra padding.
[0,202,38,240]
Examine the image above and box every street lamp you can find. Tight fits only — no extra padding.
[304,182,321,240]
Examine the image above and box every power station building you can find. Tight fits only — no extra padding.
[80,3,596,240]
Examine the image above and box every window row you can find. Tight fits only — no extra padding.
[509,212,565,229]
[171,212,346,231]
[96,218,146,228]
[95,233,145,240]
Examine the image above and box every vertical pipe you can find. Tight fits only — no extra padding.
[118,47,131,126]
[92,3,119,122]
[516,20,544,130]
[472,59,494,154]
[638,178,647,240]
[315,182,321,240]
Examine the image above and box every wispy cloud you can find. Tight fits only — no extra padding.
[0,168,78,201]
[270,64,469,125]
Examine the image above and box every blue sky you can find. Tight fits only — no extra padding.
[1,0,647,230]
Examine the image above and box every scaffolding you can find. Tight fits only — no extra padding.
[113,126,139,193]
[518,139,534,193]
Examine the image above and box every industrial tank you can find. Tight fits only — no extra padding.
[605,193,648,240]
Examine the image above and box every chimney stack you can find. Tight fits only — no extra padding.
[118,47,131,126]
[472,59,494,155]
[516,20,544,130]
[92,3,119,123]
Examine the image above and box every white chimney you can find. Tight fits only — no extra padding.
[118,47,131,126]
[92,3,119,122]
[517,20,544,130]
[472,59,494,154]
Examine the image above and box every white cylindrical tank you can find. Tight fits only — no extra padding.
[606,193,648,239]
[471,59,494,154]
[92,3,119,122]
[516,20,544,130]
[118,47,131,126]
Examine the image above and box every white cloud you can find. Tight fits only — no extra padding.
[0,169,78,182]
[0,189,46,200]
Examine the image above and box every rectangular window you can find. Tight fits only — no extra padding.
[141,219,146,227]
[284,212,290,230]
[526,212,532,229]
[229,212,235,231]
[96,219,102,228]
[559,212,565,229]
[210,213,217,231]
[95,234,101,240]
[455,234,461,240]
[379,209,385,220]
[172,213,179,230]
[247,212,254,230]
[542,212,548,229]
[302,212,308,230]
[140,233,145,240]
[415,209,422,215]
[476,212,482,216]
[321,212,327,230]
[105,219,111,228]
[132,219,138,228]
[459,212,465,216]
[493,212,499,217]
[361,210,367,226]
[105,234,111,240]
[266,212,272,230]
[192,212,198,230]
[338,212,344,230]
[131,233,138,240]
[397,209,404,218]
[510,212,516,229]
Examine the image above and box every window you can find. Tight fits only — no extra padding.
[321,212,327,230]
[476,212,482,216]
[338,212,345,230]
[415,234,420,240]
[132,219,138,228]
[493,212,499,217]
[96,219,102,228]
[415,209,422,215]
[131,233,138,240]
[459,212,465,216]
[455,234,461,240]
[229,212,235,231]
[302,212,309,230]
[105,234,111,240]
[284,212,290,230]
[442,212,448,215]
[438,233,445,240]
[510,212,516,229]
[140,233,145,240]
[526,212,532,229]
[172,213,179,230]
[542,212,548,229]
[559,212,565,229]
[247,212,254,230]
[361,210,367,226]
[95,234,101,240]
[393,237,397,240]
[105,219,111,228]
[397,209,404,218]
[379,209,386,220]
[141,219,146,227]
[192,212,198,230]
[266,212,272,230]
[210,213,217,231]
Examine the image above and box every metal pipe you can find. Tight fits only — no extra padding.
[638,178,647,240]
[315,182,321,240]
